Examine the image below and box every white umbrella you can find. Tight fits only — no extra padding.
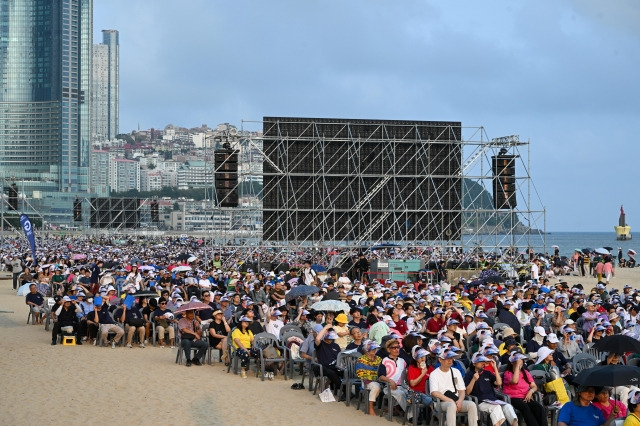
[187,256,198,263]
[628,249,637,256]
[552,245,559,249]
[138,265,155,271]
[595,247,610,255]
[173,265,192,272]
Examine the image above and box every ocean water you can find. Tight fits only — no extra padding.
[460,232,636,257]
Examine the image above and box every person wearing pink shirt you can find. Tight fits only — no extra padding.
[502,352,546,426]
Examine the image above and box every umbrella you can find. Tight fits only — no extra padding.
[288,277,301,286]
[173,265,192,272]
[132,290,159,298]
[593,335,640,354]
[285,285,320,302]
[187,256,198,263]
[603,246,614,251]
[552,245,559,249]
[327,267,343,276]
[311,300,350,313]
[582,248,592,254]
[176,253,192,261]
[574,365,640,388]
[483,275,505,284]
[173,301,213,314]
[310,264,326,273]
[72,254,86,260]
[629,249,637,256]
[138,265,155,271]
[595,248,610,255]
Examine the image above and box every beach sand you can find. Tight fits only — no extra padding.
[0,274,388,426]
[1,266,638,426]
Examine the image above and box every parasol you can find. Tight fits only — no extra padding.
[574,365,640,388]
[285,285,321,302]
[173,265,192,272]
[593,335,640,354]
[173,301,213,314]
[595,248,610,255]
[311,300,350,313]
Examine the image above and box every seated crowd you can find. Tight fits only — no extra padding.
[20,257,640,425]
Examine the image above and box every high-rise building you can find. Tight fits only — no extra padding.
[92,29,119,141]
[0,0,93,194]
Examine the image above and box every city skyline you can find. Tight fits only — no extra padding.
[94,1,640,232]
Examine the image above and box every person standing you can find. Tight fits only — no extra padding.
[302,261,317,286]
[10,255,23,290]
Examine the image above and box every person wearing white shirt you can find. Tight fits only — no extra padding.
[429,350,478,426]
[265,307,284,337]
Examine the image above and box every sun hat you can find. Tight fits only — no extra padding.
[438,350,458,360]
[536,346,554,364]
[212,310,223,316]
[335,313,348,323]
[472,353,491,363]
[239,316,251,322]
[413,348,429,360]
[509,352,528,363]
[364,340,380,352]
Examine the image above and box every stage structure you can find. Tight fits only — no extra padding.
[217,117,547,263]
[261,117,463,245]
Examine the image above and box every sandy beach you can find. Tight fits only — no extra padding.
[1,266,638,426]
[0,273,388,426]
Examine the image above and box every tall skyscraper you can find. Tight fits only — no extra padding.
[92,29,119,141]
[0,0,92,194]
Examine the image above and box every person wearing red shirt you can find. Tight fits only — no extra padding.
[407,348,434,412]
[426,308,445,337]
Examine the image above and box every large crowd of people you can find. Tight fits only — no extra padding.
[5,234,640,425]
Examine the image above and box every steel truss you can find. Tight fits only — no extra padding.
[208,118,546,263]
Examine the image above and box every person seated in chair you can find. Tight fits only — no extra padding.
[465,352,517,426]
[51,296,82,345]
[356,340,383,416]
[558,385,619,426]
[153,300,176,348]
[93,301,124,348]
[178,309,208,367]
[25,283,45,325]
[116,303,145,348]
[313,324,342,395]
[208,309,230,365]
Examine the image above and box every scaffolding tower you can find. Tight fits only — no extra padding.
[213,117,546,261]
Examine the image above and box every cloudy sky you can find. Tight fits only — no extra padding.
[94,0,640,232]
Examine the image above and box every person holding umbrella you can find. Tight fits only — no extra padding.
[557,385,619,426]
[593,387,626,422]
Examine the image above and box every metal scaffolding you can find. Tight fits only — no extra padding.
[208,118,547,261]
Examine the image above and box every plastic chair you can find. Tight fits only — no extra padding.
[150,311,176,346]
[573,352,598,374]
[282,330,306,379]
[227,327,239,374]
[96,311,126,346]
[428,381,471,426]
[27,305,37,325]
[311,352,327,395]
[627,357,640,367]
[335,351,361,406]
[279,324,303,340]
[253,332,288,381]
[44,298,56,331]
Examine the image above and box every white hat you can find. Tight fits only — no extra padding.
[536,346,554,364]
[533,326,547,337]
[546,333,559,344]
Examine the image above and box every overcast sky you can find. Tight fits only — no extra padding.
[94,0,640,233]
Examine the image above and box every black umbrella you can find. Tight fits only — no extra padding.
[132,290,160,298]
[574,365,640,388]
[603,246,614,251]
[582,248,593,254]
[327,267,343,276]
[484,275,506,284]
[284,285,320,302]
[176,253,191,261]
[593,335,640,354]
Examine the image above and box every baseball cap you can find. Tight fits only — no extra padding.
[546,333,559,343]
[413,348,429,360]
[446,318,459,326]
[325,331,338,340]
[238,316,251,322]
[364,340,380,352]
[533,326,547,336]
[62,296,71,302]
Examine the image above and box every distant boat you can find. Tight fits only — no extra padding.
[615,205,632,240]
